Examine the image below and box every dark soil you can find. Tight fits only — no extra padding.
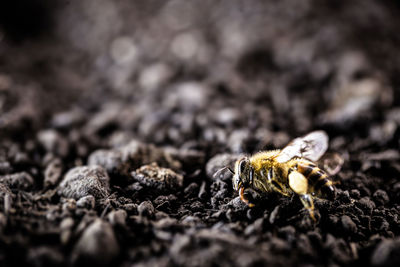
[1,1,400,266]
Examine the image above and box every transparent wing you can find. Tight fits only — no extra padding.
[318,152,344,176]
[275,131,329,163]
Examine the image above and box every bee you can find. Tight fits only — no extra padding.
[229,131,342,220]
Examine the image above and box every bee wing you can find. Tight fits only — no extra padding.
[276,131,329,163]
[318,152,344,176]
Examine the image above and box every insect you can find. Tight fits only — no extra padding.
[225,131,342,220]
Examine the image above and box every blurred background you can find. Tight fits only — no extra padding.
[0,0,400,154]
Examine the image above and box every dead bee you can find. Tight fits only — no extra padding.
[217,131,342,220]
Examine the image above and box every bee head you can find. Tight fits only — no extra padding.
[233,157,254,191]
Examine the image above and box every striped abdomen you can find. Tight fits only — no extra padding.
[294,161,336,200]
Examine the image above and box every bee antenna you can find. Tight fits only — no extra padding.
[213,166,234,179]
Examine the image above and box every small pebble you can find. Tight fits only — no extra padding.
[72,219,120,266]
[77,195,96,209]
[138,201,155,218]
[0,161,12,175]
[357,197,376,214]
[88,149,130,178]
[184,182,199,197]
[60,217,74,244]
[198,181,207,200]
[278,226,296,244]
[37,129,69,157]
[0,172,34,190]
[27,246,64,267]
[62,199,77,212]
[107,210,127,226]
[337,190,351,204]
[44,158,63,187]
[373,189,390,206]
[123,203,137,214]
[350,189,361,199]
[132,163,184,191]
[58,166,110,200]
[341,215,357,234]
[371,237,400,266]
[269,206,280,224]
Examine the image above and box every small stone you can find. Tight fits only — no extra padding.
[60,217,74,244]
[138,63,174,91]
[181,216,201,226]
[371,237,400,266]
[138,201,155,218]
[373,189,390,206]
[350,189,361,199]
[107,210,127,226]
[0,172,34,190]
[270,237,291,253]
[153,217,178,229]
[357,197,376,214]
[119,140,181,170]
[278,226,296,244]
[51,109,85,129]
[0,161,12,175]
[297,234,313,256]
[72,219,120,266]
[166,82,208,111]
[0,183,12,197]
[77,195,96,209]
[155,211,170,220]
[131,163,183,191]
[0,213,7,229]
[337,190,351,204]
[244,218,263,236]
[341,215,357,234]
[190,201,204,212]
[198,181,207,200]
[27,246,64,267]
[62,199,77,212]
[269,206,280,224]
[227,196,248,211]
[58,166,110,200]
[84,103,121,136]
[153,195,177,210]
[123,203,137,213]
[214,108,241,126]
[364,150,400,161]
[184,183,198,197]
[37,129,69,157]
[44,158,63,187]
[228,129,251,153]
[329,215,339,226]
[60,217,74,230]
[88,149,130,178]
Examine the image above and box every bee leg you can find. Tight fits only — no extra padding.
[288,170,316,221]
[265,169,290,196]
[299,194,316,221]
[239,187,255,207]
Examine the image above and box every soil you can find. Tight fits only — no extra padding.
[1,1,400,266]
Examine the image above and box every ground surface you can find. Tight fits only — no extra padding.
[1,1,400,266]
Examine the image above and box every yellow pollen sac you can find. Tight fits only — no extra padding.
[288,171,308,195]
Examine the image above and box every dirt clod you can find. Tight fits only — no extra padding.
[72,219,120,266]
[58,166,110,200]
